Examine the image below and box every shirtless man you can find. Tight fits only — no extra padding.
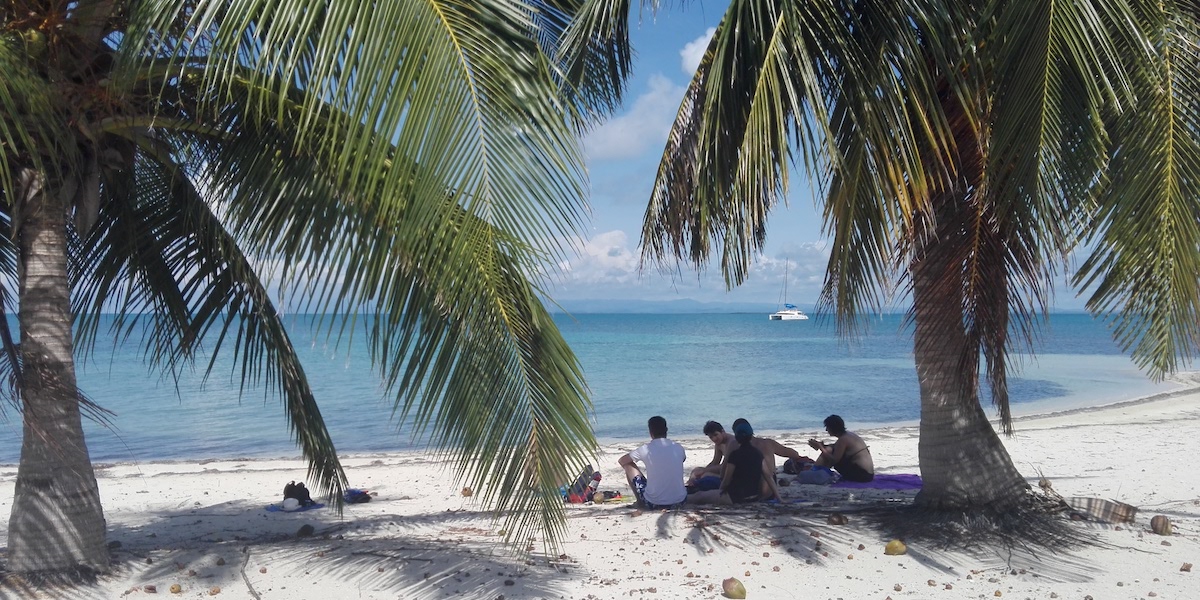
[807,414,874,482]
[701,420,737,477]
[730,418,805,476]
[688,421,779,504]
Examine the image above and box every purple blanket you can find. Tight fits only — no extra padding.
[831,473,922,490]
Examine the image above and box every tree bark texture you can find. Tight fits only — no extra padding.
[910,224,1029,511]
[7,169,109,574]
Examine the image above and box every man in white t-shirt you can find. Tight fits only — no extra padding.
[618,416,687,509]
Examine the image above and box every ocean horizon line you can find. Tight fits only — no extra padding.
[0,312,1150,465]
[56,298,1098,318]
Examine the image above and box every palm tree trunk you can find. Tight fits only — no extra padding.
[910,229,1029,511]
[6,168,109,574]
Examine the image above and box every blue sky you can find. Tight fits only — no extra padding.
[543,5,1091,312]
[545,6,827,309]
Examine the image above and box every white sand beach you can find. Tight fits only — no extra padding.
[3,385,1199,599]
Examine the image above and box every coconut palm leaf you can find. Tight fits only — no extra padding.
[201,91,593,544]
[540,0,639,128]
[640,0,945,303]
[0,33,80,201]
[642,0,815,285]
[105,1,596,544]
[127,0,587,260]
[1076,1,1200,377]
[629,0,1200,508]
[63,112,346,500]
[819,0,958,332]
[942,0,1134,427]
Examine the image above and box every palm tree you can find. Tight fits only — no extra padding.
[573,0,1200,510]
[1,1,597,575]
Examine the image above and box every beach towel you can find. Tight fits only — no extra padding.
[1065,497,1136,523]
[594,491,629,503]
[265,502,326,512]
[687,475,721,492]
[831,473,922,490]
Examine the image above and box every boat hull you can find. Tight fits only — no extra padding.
[769,310,809,321]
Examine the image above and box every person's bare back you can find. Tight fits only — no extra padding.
[749,435,804,474]
[702,419,806,492]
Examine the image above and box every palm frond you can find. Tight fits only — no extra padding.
[198,100,595,548]
[69,114,349,504]
[126,0,588,266]
[116,2,596,547]
[982,0,1129,277]
[0,34,80,218]
[642,0,809,285]
[957,0,1127,428]
[812,0,955,327]
[538,0,636,129]
[1076,1,1200,378]
[0,301,21,418]
[0,194,17,399]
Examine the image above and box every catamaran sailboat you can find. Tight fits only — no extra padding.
[769,259,809,320]
[769,304,808,320]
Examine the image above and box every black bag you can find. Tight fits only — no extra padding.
[283,481,315,507]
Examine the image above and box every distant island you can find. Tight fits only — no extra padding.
[547,298,780,314]
[545,298,1091,315]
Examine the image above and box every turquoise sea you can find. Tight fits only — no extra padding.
[0,313,1179,464]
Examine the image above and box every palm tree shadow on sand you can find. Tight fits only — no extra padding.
[0,502,575,600]
[856,499,1109,579]
[0,488,1125,598]
[668,487,1115,586]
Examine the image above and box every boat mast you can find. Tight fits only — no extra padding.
[783,259,789,306]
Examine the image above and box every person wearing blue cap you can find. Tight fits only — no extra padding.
[688,420,780,505]
[730,417,807,480]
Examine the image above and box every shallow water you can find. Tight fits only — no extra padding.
[0,312,1174,463]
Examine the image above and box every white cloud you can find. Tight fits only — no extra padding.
[768,243,829,284]
[582,75,685,161]
[559,230,642,285]
[547,229,833,305]
[680,28,716,74]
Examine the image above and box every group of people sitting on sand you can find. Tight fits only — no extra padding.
[616,415,874,509]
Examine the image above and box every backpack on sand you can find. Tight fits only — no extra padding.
[562,465,601,503]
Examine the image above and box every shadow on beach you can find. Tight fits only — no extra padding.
[632,501,1104,575]
[0,490,1154,600]
[2,501,579,600]
[1,460,1177,600]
